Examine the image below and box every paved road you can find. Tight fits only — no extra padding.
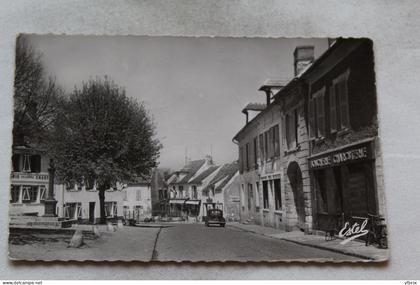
[9,223,358,261]
[154,223,358,262]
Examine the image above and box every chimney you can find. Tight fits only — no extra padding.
[294,46,314,76]
[205,155,213,165]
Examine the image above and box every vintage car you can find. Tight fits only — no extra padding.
[204,208,226,227]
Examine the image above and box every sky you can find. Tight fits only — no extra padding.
[25,35,329,170]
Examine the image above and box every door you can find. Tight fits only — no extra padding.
[89,202,95,224]
[287,162,306,230]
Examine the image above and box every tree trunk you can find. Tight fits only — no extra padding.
[98,188,106,224]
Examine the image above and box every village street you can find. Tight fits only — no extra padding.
[9,223,358,261]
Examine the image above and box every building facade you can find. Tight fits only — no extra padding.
[233,38,386,235]
[10,145,51,217]
[300,38,386,232]
[55,182,125,223]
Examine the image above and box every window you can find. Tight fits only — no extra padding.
[239,146,244,173]
[253,137,258,168]
[308,87,326,139]
[268,128,273,159]
[22,186,37,203]
[286,109,298,150]
[39,186,46,201]
[164,190,168,199]
[274,179,281,210]
[273,125,280,156]
[262,180,269,209]
[259,134,264,162]
[264,131,269,161]
[330,70,350,132]
[136,189,141,201]
[192,185,197,199]
[66,181,76,191]
[247,183,253,211]
[12,154,20,172]
[10,186,20,203]
[245,143,250,170]
[159,190,163,200]
[105,201,117,217]
[241,184,245,208]
[22,155,31,172]
[85,178,95,191]
[30,155,41,173]
[64,202,82,220]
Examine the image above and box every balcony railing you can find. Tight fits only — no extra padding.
[11,172,49,182]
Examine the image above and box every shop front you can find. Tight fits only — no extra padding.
[309,140,378,232]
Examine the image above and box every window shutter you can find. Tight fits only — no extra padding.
[316,91,326,137]
[330,85,337,133]
[268,128,273,159]
[291,111,296,148]
[339,80,350,129]
[295,109,299,145]
[259,134,264,162]
[239,146,243,173]
[308,98,316,139]
[274,125,280,156]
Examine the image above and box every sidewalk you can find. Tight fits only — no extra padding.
[228,222,389,261]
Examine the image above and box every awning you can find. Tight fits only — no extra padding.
[185,200,201,205]
[169,199,187,204]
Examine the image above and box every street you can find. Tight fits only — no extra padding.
[9,223,358,261]
[154,224,358,262]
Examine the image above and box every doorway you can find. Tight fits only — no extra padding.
[287,161,306,230]
[89,202,95,224]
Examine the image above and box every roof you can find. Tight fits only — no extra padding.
[242,102,266,113]
[233,38,366,142]
[169,159,206,184]
[203,161,239,193]
[127,175,151,186]
[258,78,289,91]
[189,165,219,184]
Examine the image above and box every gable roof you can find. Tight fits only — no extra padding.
[189,165,219,184]
[203,161,239,193]
[169,159,206,185]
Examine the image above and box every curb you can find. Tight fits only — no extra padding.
[228,224,377,261]
[280,237,375,261]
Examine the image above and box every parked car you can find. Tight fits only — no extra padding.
[204,209,226,227]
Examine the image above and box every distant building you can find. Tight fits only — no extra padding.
[122,178,152,222]
[165,156,215,220]
[202,161,240,221]
[55,180,126,224]
[10,145,51,217]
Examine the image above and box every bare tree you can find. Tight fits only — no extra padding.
[13,35,63,146]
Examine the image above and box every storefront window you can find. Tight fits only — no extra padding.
[274,179,281,210]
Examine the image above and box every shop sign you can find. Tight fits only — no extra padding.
[309,143,371,170]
